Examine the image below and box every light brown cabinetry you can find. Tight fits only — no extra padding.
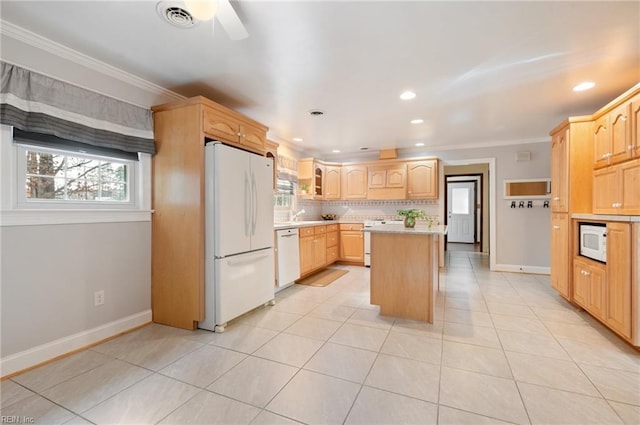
[573,258,606,319]
[367,164,407,200]
[298,224,340,278]
[630,94,640,159]
[342,165,368,199]
[150,96,268,330]
[593,102,632,169]
[593,158,640,215]
[604,222,632,339]
[551,213,570,299]
[324,166,341,200]
[339,223,364,263]
[202,105,266,155]
[406,160,438,199]
[549,118,593,302]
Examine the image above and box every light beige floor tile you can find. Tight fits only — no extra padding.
[283,316,342,341]
[580,364,640,405]
[329,323,388,352]
[437,405,515,425]
[380,331,442,365]
[249,410,303,425]
[208,356,298,407]
[40,359,151,413]
[253,333,323,367]
[307,303,356,322]
[443,322,501,349]
[345,386,438,424]
[505,351,599,396]
[0,394,75,424]
[557,337,640,373]
[158,390,260,424]
[116,336,204,371]
[304,342,377,383]
[442,340,512,378]
[159,344,247,387]
[445,296,488,312]
[324,292,368,308]
[518,382,623,424]
[439,367,528,424]
[498,329,571,360]
[487,301,536,318]
[490,314,550,335]
[208,324,278,354]
[83,374,200,424]
[1,380,35,408]
[62,416,93,424]
[272,298,320,315]
[531,306,589,325]
[239,308,303,331]
[608,401,640,425]
[266,370,360,425]
[444,308,494,328]
[365,353,440,403]
[347,308,396,330]
[91,324,192,357]
[12,350,112,393]
[543,320,613,345]
[392,319,444,340]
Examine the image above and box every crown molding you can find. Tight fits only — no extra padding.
[0,20,184,104]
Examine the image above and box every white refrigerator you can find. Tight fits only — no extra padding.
[199,142,275,332]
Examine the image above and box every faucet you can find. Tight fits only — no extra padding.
[291,208,306,222]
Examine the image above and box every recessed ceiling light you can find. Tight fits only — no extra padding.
[292,137,303,142]
[410,119,424,124]
[332,149,341,153]
[573,81,595,92]
[400,91,416,100]
[415,142,425,147]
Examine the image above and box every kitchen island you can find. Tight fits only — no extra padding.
[363,223,447,323]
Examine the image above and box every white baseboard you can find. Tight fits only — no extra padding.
[493,264,550,275]
[1,310,152,378]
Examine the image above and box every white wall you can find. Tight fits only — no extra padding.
[433,142,551,272]
[0,32,180,375]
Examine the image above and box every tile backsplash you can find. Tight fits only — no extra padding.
[288,198,441,223]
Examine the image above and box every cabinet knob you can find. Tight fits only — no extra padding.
[553,197,560,201]
[628,145,635,151]
[553,225,560,230]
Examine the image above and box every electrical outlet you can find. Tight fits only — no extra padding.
[94,290,105,306]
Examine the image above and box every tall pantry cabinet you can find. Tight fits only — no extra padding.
[549,117,593,300]
[151,96,268,330]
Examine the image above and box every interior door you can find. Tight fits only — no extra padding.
[448,181,475,243]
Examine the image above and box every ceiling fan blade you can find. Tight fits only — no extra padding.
[216,0,248,40]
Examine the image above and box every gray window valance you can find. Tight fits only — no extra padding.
[0,62,155,155]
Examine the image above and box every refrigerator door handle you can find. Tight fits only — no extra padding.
[251,171,258,236]
[244,171,251,237]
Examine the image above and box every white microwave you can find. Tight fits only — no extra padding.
[578,222,607,263]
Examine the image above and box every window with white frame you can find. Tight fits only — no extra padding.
[17,145,134,204]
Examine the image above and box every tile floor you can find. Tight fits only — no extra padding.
[2,251,639,424]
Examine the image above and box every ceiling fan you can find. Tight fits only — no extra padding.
[172,0,248,40]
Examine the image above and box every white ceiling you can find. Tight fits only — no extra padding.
[1,1,639,159]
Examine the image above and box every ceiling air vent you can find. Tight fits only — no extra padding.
[156,2,198,28]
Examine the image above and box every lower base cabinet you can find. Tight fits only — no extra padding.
[339,223,364,263]
[573,258,606,319]
[298,224,339,278]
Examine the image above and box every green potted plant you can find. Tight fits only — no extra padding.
[397,208,426,228]
[300,184,308,195]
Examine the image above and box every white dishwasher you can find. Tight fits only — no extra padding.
[275,228,301,291]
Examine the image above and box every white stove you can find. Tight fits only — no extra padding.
[364,219,402,266]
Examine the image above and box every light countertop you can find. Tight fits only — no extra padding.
[572,214,640,223]
[273,220,358,229]
[361,223,447,235]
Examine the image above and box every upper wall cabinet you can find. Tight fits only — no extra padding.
[593,102,631,168]
[367,164,407,200]
[202,104,267,155]
[324,165,341,200]
[342,165,368,199]
[406,160,438,199]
